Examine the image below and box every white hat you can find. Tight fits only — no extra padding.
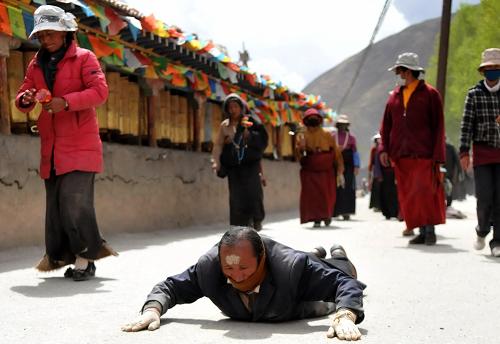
[478,48,500,71]
[388,52,425,72]
[29,5,78,39]
[336,114,350,124]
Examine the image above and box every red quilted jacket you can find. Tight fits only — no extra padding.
[15,41,108,179]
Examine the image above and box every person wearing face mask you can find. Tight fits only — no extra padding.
[459,48,500,257]
[15,5,116,280]
[379,52,446,245]
[211,94,268,230]
[332,115,359,221]
[122,227,365,341]
[295,108,344,227]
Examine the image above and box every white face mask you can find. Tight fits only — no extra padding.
[394,75,405,87]
[484,79,500,93]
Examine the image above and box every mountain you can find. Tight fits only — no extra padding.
[303,18,440,167]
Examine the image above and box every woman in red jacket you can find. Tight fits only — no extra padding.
[15,5,116,281]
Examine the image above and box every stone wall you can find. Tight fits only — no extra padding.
[0,134,300,249]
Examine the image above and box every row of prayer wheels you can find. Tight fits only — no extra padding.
[5,49,295,158]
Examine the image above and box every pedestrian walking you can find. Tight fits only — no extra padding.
[211,93,268,230]
[459,48,500,257]
[296,108,343,227]
[376,140,399,220]
[379,52,446,245]
[368,133,382,211]
[15,5,116,280]
[332,115,359,220]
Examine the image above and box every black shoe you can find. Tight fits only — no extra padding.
[324,218,332,226]
[253,221,263,232]
[409,234,426,244]
[64,267,74,278]
[425,232,437,245]
[313,221,321,228]
[72,262,96,281]
[342,215,351,221]
[310,246,327,259]
[330,244,347,259]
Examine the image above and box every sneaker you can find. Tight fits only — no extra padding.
[324,218,332,226]
[492,246,500,257]
[313,221,321,228]
[473,235,486,250]
[402,228,415,237]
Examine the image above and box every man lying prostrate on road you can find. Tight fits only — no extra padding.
[122,227,366,341]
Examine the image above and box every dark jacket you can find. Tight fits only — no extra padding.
[220,117,268,167]
[459,80,500,153]
[380,80,445,163]
[144,237,365,323]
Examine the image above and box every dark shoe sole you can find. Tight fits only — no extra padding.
[310,246,327,259]
[409,235,426,245]
[72,263,96,281]
[330,244,347,259]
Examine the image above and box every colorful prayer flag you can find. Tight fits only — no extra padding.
[7,6,26,39]
[125,17,140,41]
[105,7,127,36]
[77,32,92,50]
[88,35,114,58]
[140,14,156,32]
[0,4,13,36]
[22,10,33,38]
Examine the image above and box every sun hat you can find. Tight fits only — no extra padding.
[478,48,500,71]
[29,5,78,39]
[336,114,350,124]
[388,52,425,72]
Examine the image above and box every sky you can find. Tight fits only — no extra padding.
[123,0,480,93]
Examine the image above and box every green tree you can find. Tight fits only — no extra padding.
[427,0,500,146]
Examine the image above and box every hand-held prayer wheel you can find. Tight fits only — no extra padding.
[35,89,52,103]
[241,116,253,128]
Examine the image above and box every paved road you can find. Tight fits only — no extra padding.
[1,196,498,344]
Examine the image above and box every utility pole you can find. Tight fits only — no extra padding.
[436,0,452,106]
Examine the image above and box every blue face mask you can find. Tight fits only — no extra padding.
[484,69,500,81]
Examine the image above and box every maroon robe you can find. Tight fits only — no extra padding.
[394,158,445,229]
[380,80,446,228]
[299,151,336,224]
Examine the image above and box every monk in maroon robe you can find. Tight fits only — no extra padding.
[296,108,344,227]
[379,52,446,245]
